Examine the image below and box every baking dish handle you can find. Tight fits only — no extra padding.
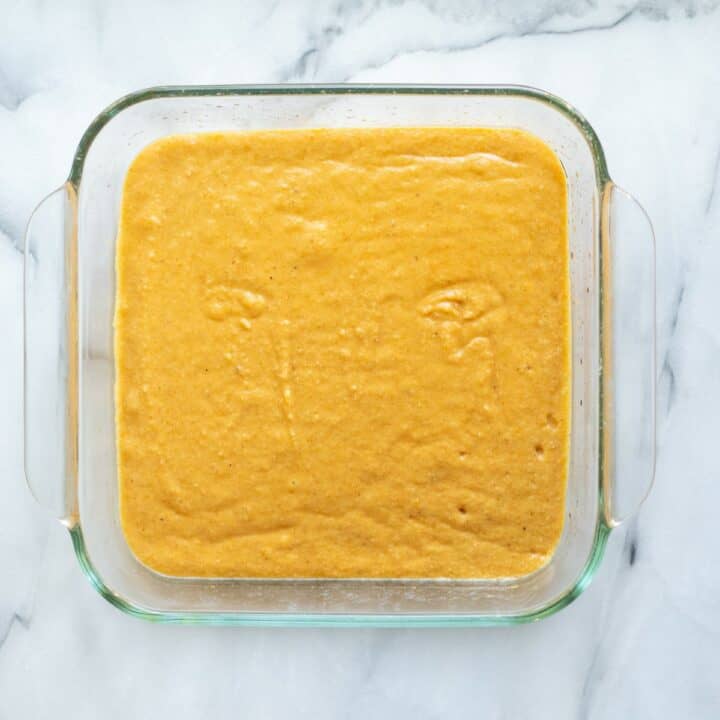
[23,184,79,526]
[601,183,656,527]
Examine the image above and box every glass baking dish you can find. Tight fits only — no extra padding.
[23,84,656,626]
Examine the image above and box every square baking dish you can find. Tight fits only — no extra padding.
[24,84,656,626]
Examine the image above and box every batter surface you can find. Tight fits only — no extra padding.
[115,127,569,578]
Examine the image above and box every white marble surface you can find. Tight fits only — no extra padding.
[2,0,719,716]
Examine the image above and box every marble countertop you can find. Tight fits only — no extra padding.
[2,1,719,716]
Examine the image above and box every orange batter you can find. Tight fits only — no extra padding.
[115,127,569,578]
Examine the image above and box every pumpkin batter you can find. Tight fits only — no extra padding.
[115,127,569,578]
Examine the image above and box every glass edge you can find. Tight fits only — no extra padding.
[69,522,610,627]
[599,181,611,527]
[67,83,610,189]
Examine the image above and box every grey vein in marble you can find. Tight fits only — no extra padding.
[659,281,686,415]
[706,144,720,213]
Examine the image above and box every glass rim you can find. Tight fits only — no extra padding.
[69,83,610,189]
[70,524,610,626]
